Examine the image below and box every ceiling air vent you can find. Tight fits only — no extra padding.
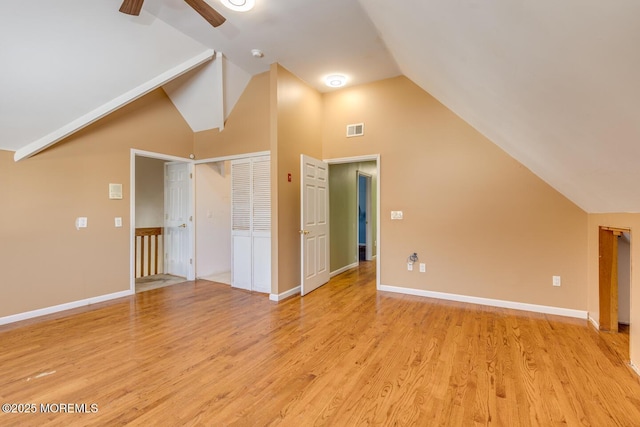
[346,123,364,138]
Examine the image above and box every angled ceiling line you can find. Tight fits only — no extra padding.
[13,49,216,162]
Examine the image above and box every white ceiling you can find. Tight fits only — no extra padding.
[1,0,639,212]
[360,0,640,213]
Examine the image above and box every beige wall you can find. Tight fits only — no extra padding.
[135,156,165,227]
[587,213,640,366]
[271,64,323,294]
[193,72,271,159]
[0,89,193,317]
[322,76,589,310]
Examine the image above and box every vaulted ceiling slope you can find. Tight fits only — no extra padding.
[2,1,638,213]
[0,0,399,161]
[0,0,214,159]
[360,0,640,213]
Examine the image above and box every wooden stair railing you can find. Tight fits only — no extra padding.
[135,227,162,278]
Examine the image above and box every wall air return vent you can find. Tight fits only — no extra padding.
[346,123,364,137]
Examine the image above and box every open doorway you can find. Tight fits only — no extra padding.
[131,151,194,293]
[327,157,378,280]
[357,171,373,262]
[194,161,232,285]
[598,226,631,358]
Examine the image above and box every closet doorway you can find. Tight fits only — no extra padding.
[598,226,631,359]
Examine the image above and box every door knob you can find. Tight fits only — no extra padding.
[299,230,310,235]
[179,224,187,228]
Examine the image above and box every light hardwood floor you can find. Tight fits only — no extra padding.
[1,261,639,426]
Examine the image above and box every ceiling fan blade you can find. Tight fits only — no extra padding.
[119,0,145,15]
[184,0,226,27]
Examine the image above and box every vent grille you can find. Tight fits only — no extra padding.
[346,123,364,137]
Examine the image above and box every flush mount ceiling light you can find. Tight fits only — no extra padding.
[325,74,347,88]
[220,0,255,12]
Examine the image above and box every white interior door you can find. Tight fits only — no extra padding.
[231,156,271,293]
[300,154,330,296]
[251,156,271,293]
[165,162,192,278]
[231,160,252,290]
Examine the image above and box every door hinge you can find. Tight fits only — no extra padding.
[190,259,193,265]
[189,216,193,222]
[190,173,193,179]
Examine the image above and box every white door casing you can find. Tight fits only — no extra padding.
[164,162,192,278]
[300,155,330,296]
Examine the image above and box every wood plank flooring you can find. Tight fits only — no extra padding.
[1,261,639,426]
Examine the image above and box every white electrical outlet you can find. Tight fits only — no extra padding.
[553,276,561,287]
[407,262,413,271]
[419,263,426,273]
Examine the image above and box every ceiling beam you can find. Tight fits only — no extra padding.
[14,49,215,162]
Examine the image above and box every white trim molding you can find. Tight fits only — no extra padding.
[270,286,300,302]
[330,262,358,278]
[0,290,133,326]
[378,284,588,319]
[588,315,600,330]
[630,361,640,378]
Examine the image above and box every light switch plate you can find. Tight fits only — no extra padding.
[115,217,122,228]
[76,217,87,230]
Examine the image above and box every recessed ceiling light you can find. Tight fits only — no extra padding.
[325,74,347,88]
[220,0,255,12]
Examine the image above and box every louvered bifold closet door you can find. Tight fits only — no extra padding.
[231,156,271,293]
[231,160,252,290]
[251,156,271,293]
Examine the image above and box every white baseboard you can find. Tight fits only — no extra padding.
[330,262,358,278]
[378,284,588,319]
[588,315,600,330]
[0,290,134,326]
[270,286,300,302]
[630,361,640,378]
